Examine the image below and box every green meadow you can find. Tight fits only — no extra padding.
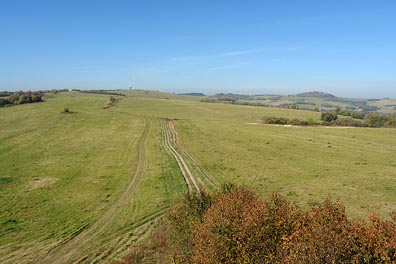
[0,92,185,263]
[1,90,396,262]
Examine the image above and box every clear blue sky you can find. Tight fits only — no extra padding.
[1,0,396,98]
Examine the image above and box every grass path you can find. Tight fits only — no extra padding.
[85,207,170,263]
[160,119,201,195]
[80,118,214,262]
[37,116,206,263]
[38,120,151,264]
[160,118,217,195]
[167,121,216,188]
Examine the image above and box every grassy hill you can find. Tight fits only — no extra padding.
[203,91,396,113]
[1,90,396,263]
[0,92,186,263]
[296,91,336,98]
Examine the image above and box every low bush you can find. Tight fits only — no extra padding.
[165,187,396,264]
[78,90,126,96]
[0,91,43,107]
[321,112,338,122]
[334,118,368,127]
[262,117,319,126]
[119,186,396,263]
[103,96,121,109]
[263,117,290,125]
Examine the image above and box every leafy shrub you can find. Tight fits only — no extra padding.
[191,189,297,264]
[0,98,10,107]
[335,118,368,127]
[348,214,396,263]
[337,109,365,119]
[168,187,396,264]
[281,199,355,263]
[167,191,213,263]
[120,186,396,263]
[103,96,121,109]
[78,90,126,96]
[321,112,338,122]
[263,117,319,126]
[365,114,396,127]
[0,91,43,107]
[263,117,290,125]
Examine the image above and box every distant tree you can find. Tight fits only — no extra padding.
[263,117,289,125]
[1,91,43,106]
[365,114,385,127]
[321,112,338,122]
[0,98,10,107]
[18,95,26,105]
[351,111,365,119]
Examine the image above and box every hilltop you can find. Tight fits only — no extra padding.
[200,91,396,114]
[296,91,336,98]
[181,92,206,96]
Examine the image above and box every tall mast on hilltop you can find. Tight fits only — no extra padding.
[128,78,132,90]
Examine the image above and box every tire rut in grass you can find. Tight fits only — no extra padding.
[160,119,214,196]
[167,121,216,188]
[38,120,151,264]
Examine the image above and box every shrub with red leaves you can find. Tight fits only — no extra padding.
[120,186,396,264]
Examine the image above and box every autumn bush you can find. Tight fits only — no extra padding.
[166,190,213,263]
[120,185,396,263]
[349,214,396,263]
[191,188,298,264]
[281,199,355,263]
[0,91,43,107]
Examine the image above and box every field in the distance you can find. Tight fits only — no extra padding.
[205,91,396,114]
[1,90,396,263]
[123,91,396,218]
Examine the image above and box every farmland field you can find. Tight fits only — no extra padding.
[1,90,396,263]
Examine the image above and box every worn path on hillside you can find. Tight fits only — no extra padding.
[160,119,206,196]
[88,119,214,262]
[167,121,216,188]
[39,118,214,263]
[38,120,151,264]
[86,119,214,262]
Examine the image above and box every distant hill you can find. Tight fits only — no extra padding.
[214,93,251,99]
[181,93,205,96]
[296,91,336,98]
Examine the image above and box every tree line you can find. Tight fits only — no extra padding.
[72,89,126,96]
[262,108,396,128]
[0,91,43,107]
[322,108,396,128]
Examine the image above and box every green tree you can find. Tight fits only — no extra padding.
[321,112,338,122]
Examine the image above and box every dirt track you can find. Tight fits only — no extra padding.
[37,118,212,263]
[38,120,151,264]
[166,121,216,188]
[160,119,203,195]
